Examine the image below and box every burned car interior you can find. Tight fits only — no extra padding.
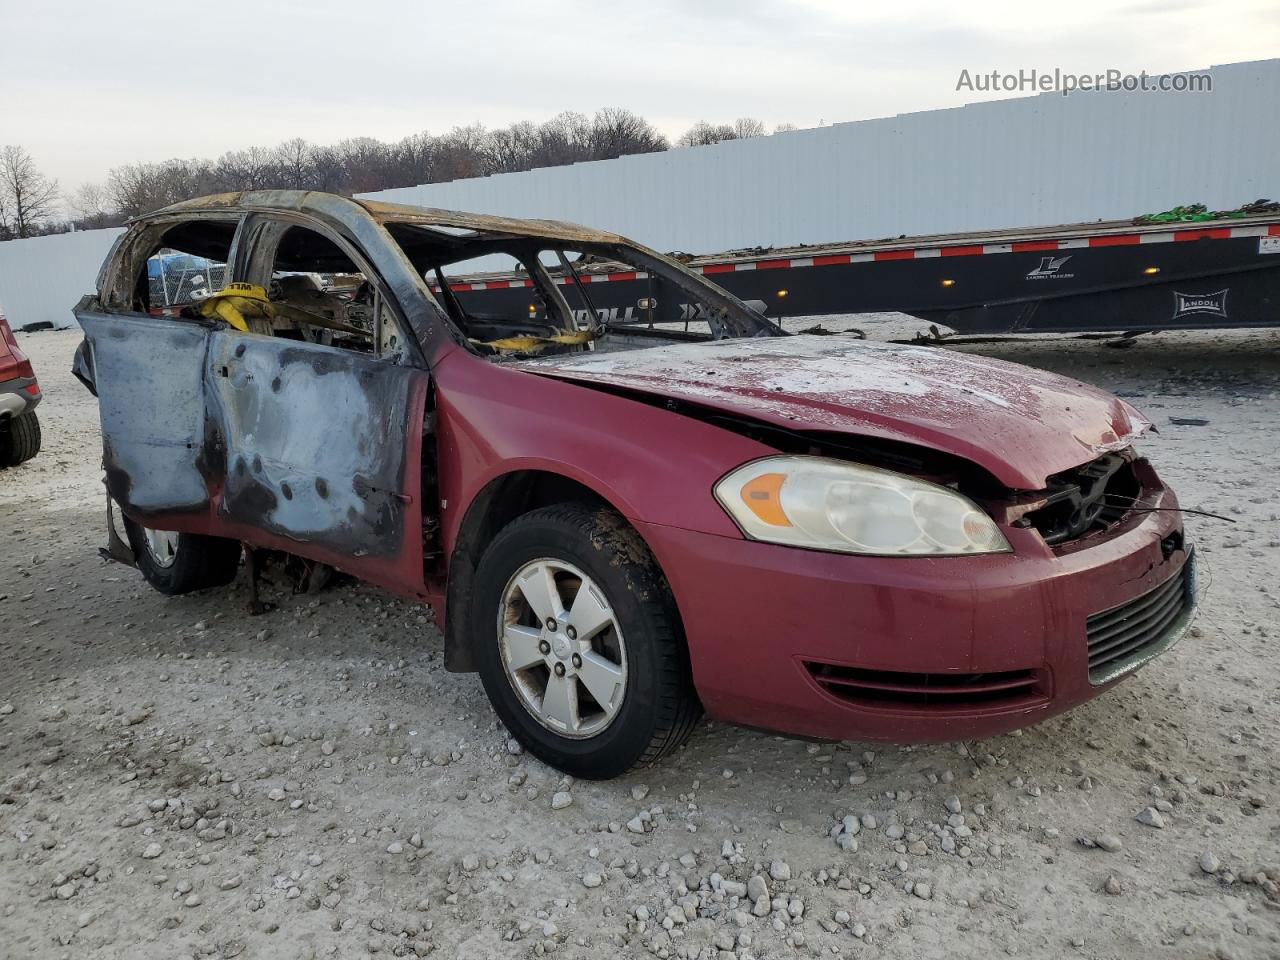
[130,218,405,360]
[126,212,779,368]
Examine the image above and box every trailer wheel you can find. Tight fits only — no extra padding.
[0,410,41,467]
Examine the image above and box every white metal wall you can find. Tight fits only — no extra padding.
[363,59,1280,254]
[0,227,123,329]
[2,60,1275,330]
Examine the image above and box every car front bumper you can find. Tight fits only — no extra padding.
[639,474,1195,742]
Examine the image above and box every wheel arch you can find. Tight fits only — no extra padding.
[442,468,660,673]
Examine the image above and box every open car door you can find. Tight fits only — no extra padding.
[77,305,432,598]
[76,305,218,519]
[203,326,431,595]
[75,212,434,600]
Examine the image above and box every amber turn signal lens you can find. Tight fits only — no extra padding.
[740,472,792,527]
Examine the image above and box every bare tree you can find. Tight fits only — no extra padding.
[213,146,278,191]
[334,137,404,194]
[391,131,437,186]
[539,112,588,166]
[108,158,218,218]
[0,146,61,238]
[109,161,178,218]
[273,138,315,189]
[306,145,347,193]
[678,118,771,147]
[77,107,689,223]
[590,108,668,160]
[434,125,491,182]
[486,121,541,174]
[69,182,119,229]
[677,121,737,147]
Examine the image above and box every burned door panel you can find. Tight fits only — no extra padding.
[205,331,421,556]
[77,309,216,516]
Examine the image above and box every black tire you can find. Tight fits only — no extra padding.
[471,503,701,779]
[122,515,242,595]
[0,410,41,467]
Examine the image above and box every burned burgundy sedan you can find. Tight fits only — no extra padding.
[73,191,1195,778]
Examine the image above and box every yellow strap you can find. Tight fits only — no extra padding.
[197,284,272,333]
[474,329,597,353]
[195,284,368,337]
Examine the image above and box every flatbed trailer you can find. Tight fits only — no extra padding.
[439,212,1280,335]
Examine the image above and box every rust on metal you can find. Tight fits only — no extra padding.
[145,191,628,245]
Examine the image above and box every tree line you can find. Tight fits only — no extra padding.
[1,111,793,239]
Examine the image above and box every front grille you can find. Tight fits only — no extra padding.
[1087,556,1194,683]
[804,662,1045,709]
[1022,453,1142,546]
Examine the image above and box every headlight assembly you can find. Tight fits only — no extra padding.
[714,456,1010,556]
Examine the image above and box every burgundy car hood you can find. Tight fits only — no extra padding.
[521,336,1151,490]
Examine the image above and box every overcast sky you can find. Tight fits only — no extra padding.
[2,0,1276,194]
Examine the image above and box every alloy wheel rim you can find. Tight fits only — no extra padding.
[497,558,628,739]
[143,527,180,568]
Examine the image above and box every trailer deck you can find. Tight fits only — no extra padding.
[437,212,1280,335]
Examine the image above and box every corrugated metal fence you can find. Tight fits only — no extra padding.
[0,227,122,329]
[2,59,1276,329]
[362,59,1280,255]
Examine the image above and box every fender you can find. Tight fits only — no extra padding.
[432,345,773,552]
[431,345,776,671]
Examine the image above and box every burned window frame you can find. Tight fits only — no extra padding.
[424,244,596,338]
[97,194,782,374]
[97,209,430,370]
[381,221,784,351]
[99,212,246,317]
[236,213,417,364]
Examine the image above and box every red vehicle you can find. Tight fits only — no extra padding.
[0,314,42,468]
[73,192,1196,778]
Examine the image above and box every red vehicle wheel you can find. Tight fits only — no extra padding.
[0,410,40,467]
[471,503,701,779]
[122,515,243,596]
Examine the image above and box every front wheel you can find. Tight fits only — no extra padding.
[122,515,242,595]
[471,503,701,779]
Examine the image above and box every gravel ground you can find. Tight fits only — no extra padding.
[1,321,1278,960]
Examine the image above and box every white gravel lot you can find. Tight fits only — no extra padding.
[1,321,1278,960]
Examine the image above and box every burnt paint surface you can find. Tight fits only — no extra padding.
[77,303,427,577]
[150,190,628,247]
[78,310,214,516]
[206,331,415,556]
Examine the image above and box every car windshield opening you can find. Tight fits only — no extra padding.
[383,221,784,361]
